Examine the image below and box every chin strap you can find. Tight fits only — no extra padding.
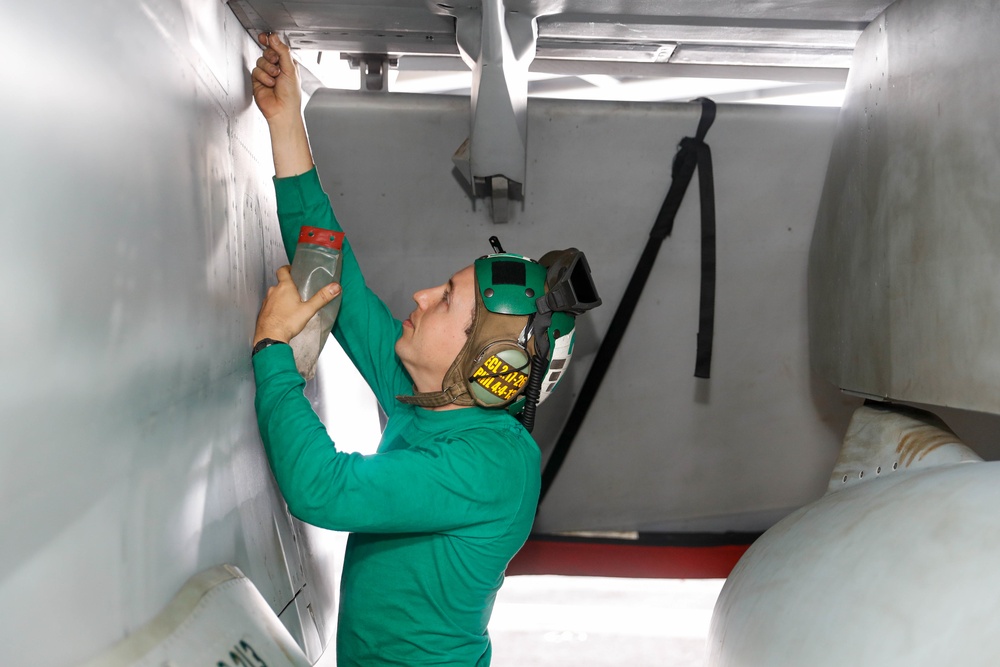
[396,382,474,408]
[396,281,532,410]
[396,338,478,408]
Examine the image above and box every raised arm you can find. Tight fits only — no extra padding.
[250,33,412,412]
[252,32,314,178]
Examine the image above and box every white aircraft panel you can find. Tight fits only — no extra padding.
[1,1,346,665]
[81,565,309,667]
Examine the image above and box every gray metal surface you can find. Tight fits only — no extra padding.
[304,90,859,533]
[228,0,889,71]
[0,2,342,665]
[809,0,1000,415]
[454,0,536,211]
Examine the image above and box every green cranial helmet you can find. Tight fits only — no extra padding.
[397,237,601,432]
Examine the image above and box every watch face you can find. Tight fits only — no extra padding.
[253,338,282,356]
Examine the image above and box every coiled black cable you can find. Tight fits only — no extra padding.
[517,353,546,433]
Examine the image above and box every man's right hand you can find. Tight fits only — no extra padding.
[250,33,315,177]
[254,266,342,347]
[252,33,301,124]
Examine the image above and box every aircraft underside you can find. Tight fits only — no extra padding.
[6,0,1000,665]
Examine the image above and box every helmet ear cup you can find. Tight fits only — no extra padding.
[467,342,532,407]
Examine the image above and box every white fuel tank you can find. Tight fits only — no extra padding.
[708,404,1000,666]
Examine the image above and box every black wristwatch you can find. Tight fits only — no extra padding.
[252,338,288,358]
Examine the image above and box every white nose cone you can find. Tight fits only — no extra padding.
[80,565,310,667]
[708,404,998,667]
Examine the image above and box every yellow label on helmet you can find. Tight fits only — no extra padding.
[471,354,528,402]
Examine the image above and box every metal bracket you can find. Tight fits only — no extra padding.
[340,53,398,92]
[452,0,538,223]
[490,175,510,223]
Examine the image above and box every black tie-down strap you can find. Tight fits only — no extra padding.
[539,98,717,504]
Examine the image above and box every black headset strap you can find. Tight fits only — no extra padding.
[539,98,717,505]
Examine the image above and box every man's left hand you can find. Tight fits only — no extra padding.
[254,266,341,346]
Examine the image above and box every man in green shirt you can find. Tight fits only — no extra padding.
[249,33,598,666]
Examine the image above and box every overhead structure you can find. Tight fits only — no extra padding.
[227,0,886,73]
[227,0,893,220]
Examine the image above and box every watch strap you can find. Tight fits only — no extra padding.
[252,338,288,358]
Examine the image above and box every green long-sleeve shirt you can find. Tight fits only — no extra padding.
[252,168,541,666]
